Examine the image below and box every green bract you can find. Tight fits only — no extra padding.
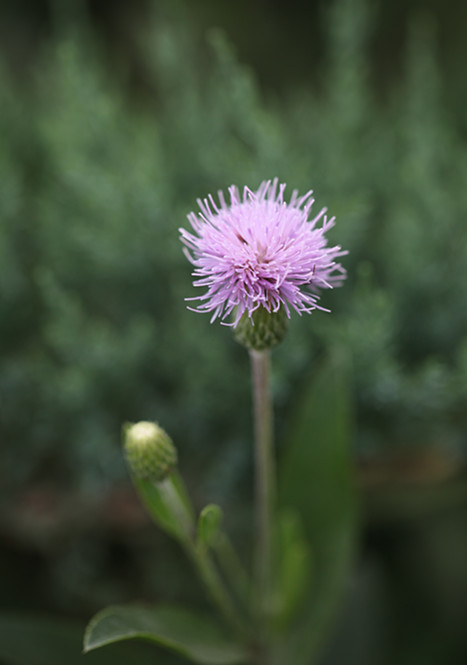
[234,307,288,351]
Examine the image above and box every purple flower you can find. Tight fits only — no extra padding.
[179,178,347,326]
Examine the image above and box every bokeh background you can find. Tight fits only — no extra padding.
[1,0,467,663]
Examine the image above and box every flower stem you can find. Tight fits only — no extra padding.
[187,541,249,638]
[159,476,249,638]
[249,349,275,632]
[213,532,253,615]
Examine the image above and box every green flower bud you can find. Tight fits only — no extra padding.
[234,306,288,351]
[123,421,177,483]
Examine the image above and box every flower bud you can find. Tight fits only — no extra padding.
[234,306,288,351]
[123,421,177,483]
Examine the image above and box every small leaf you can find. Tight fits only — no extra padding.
[84,604,248,665]
[198,504,223,549]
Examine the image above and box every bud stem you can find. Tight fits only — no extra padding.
[187,541,248,639]
[158,477,249,638]
[213,533,253,616]
[158,476,194,538]
[250,349,275,635]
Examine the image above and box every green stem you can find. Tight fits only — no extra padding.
[159,476,249,638]
[187,542,249,639]
[250,349,275,631]
[213,532,253,615]
[158,476,195,536]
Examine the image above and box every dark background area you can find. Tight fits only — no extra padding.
[2,0,467,94]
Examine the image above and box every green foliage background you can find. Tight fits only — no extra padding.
[1,0,467,662]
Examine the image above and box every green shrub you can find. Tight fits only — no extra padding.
[1,0,466,504]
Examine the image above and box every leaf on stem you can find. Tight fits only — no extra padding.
[273,509,312,630]
[277,348,358,665]
[84,604,249,665]
[132,471,195,540]
[198,504,223,549]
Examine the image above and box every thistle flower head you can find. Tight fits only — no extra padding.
[179,178,347,327]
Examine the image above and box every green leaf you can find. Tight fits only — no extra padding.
[278,349,358,665]
[84,604,249,665]
[171,471,196,520]
[273,509,312,630]
[198,504,223,549]
[132,471,195,540]
[0,613,157,665]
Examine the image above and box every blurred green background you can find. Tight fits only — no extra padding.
[1,0,467,663]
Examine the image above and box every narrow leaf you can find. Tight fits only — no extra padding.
[278,349,358,664]
[273,509,312,630]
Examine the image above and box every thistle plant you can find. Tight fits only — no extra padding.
[84,179,348,665]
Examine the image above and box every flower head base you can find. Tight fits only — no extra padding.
[234,307,288,351]
[180,179,347,327]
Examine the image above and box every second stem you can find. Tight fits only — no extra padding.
[250,349,275,628]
